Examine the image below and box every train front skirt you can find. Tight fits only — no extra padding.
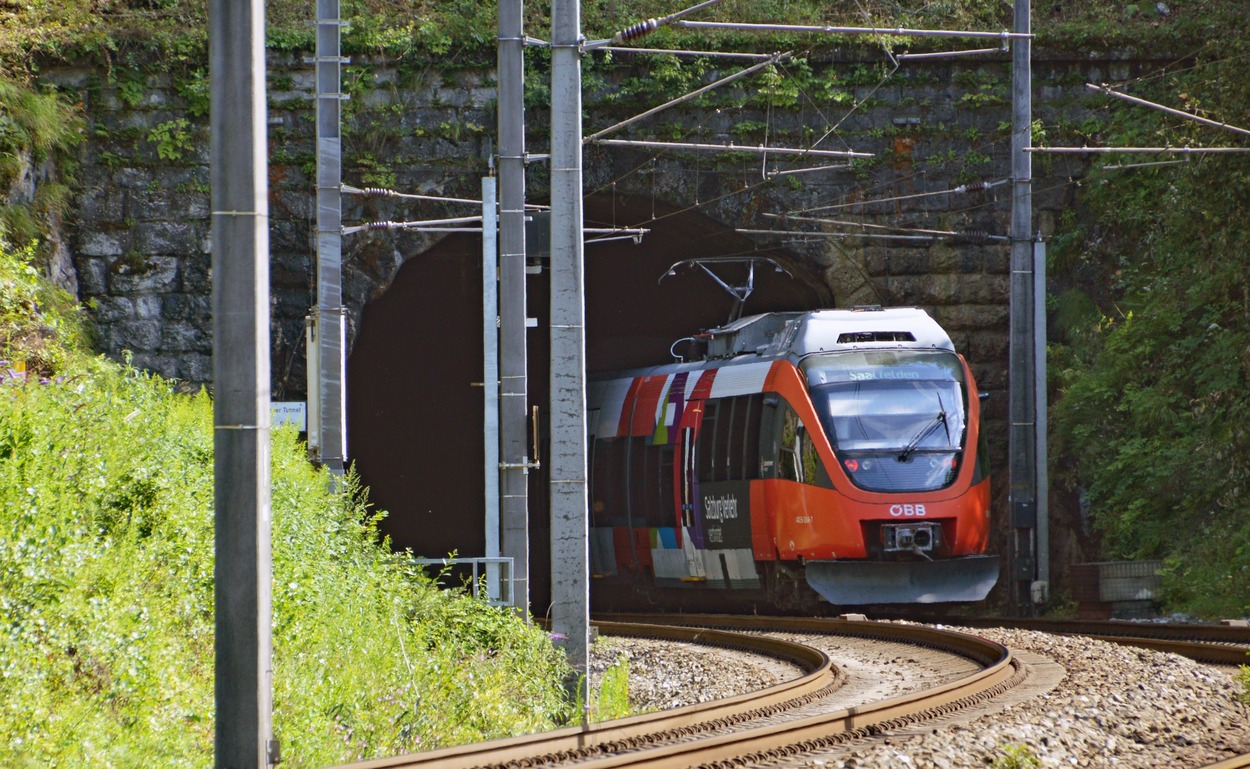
[805,556,1000,605]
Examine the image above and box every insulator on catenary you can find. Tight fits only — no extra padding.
[617,19,658,42]
[953,181,990,193]
[955,230,992,244]
[363,187,395,197]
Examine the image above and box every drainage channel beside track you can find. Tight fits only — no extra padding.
[336,617,1018,769]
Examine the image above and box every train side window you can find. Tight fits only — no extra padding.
[627,436,655,526]
[777,403,832,489]
[778,406,802,482]
[720,400,735,477]
[656,444,675,524]
[715,400,730,477]
[591,438,628,525]
[695,400,718,482]
[740,395,762,480]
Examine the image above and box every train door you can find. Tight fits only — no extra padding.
[675,397,706,580]
[689,395,763,589]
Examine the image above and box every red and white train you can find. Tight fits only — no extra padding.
[586,306,998,609]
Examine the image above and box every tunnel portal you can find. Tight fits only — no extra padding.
[346,193,827,607]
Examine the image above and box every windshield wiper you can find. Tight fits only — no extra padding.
[897,410,947,462]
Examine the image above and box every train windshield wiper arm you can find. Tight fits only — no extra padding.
[897,410,947,462]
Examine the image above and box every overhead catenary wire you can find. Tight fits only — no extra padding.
[591,138,872,158]
[896,45,1006,61]
[762,211,1009,242]
[1101,157,1192,170]
[788,179,1008,215]
[342,218,648,240]
[342,215,484,235]
[596,46,779,60]
[585,0,727,48]
[584,52,791,143]
[584,24,912,224]
[766,163,853,177]
[340,183,550,209]
[1086,83,1250,139]
[736,227,935,241]
[1027,146,1250,154]
[672,20,1032,41]
[798,50,898,159]
[579,19,1053,248]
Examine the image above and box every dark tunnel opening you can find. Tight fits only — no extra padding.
[346,193,827,610]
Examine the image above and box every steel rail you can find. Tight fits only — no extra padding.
[339,621,834,769]
[948,617,1250,666]
[630,615,1250,769]
[1200,755,1250,769]
[335,616,1015,769]
[543,614,1017,769]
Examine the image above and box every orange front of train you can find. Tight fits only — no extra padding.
[752,309,999,605]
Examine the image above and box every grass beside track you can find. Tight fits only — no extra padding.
[0,240,575,767]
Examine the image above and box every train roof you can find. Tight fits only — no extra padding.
[702,307,955,360]
[590,307,958,384]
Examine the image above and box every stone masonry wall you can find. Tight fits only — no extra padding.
[38,48,1162,398]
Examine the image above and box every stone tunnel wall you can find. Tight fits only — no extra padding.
[38,47,1161,400]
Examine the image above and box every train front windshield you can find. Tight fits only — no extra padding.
[803,350,968,493]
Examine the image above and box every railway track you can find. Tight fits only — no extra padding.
[947,616,1250,667]
[333,613,1250,769]
[339,615,1022,769]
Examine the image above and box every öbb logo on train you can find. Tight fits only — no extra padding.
[889,503,927,517]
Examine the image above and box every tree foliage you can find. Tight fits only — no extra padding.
[1049,34,1250,617]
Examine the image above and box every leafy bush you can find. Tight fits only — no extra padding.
[0,240,573,767]
[1049,35,1250,618]
[0,238,91,378]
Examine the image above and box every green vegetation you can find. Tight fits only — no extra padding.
[1048,32,1250,618]
[0,0,1245,84]
[592,652,632,722]
[0,239,90,377]
[0,78,83,258]
[147,118,194,162]
[1237,665,1250,706]
[0,238,574,765]
[990,743,1041,769]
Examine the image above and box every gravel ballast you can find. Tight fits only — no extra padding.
[590,624,1250,768]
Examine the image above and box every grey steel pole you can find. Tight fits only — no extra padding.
[314,0,347,475]
[482,176,502,603]
[1008,0,1037,613]
[1034,239,1049,596]
[498,0,531,614]
[210,0,274,763]
[550,0,590,701]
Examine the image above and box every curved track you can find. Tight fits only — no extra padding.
[337,616,1018,769]
[949,616,1250,667]
[334,613,1250,769]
